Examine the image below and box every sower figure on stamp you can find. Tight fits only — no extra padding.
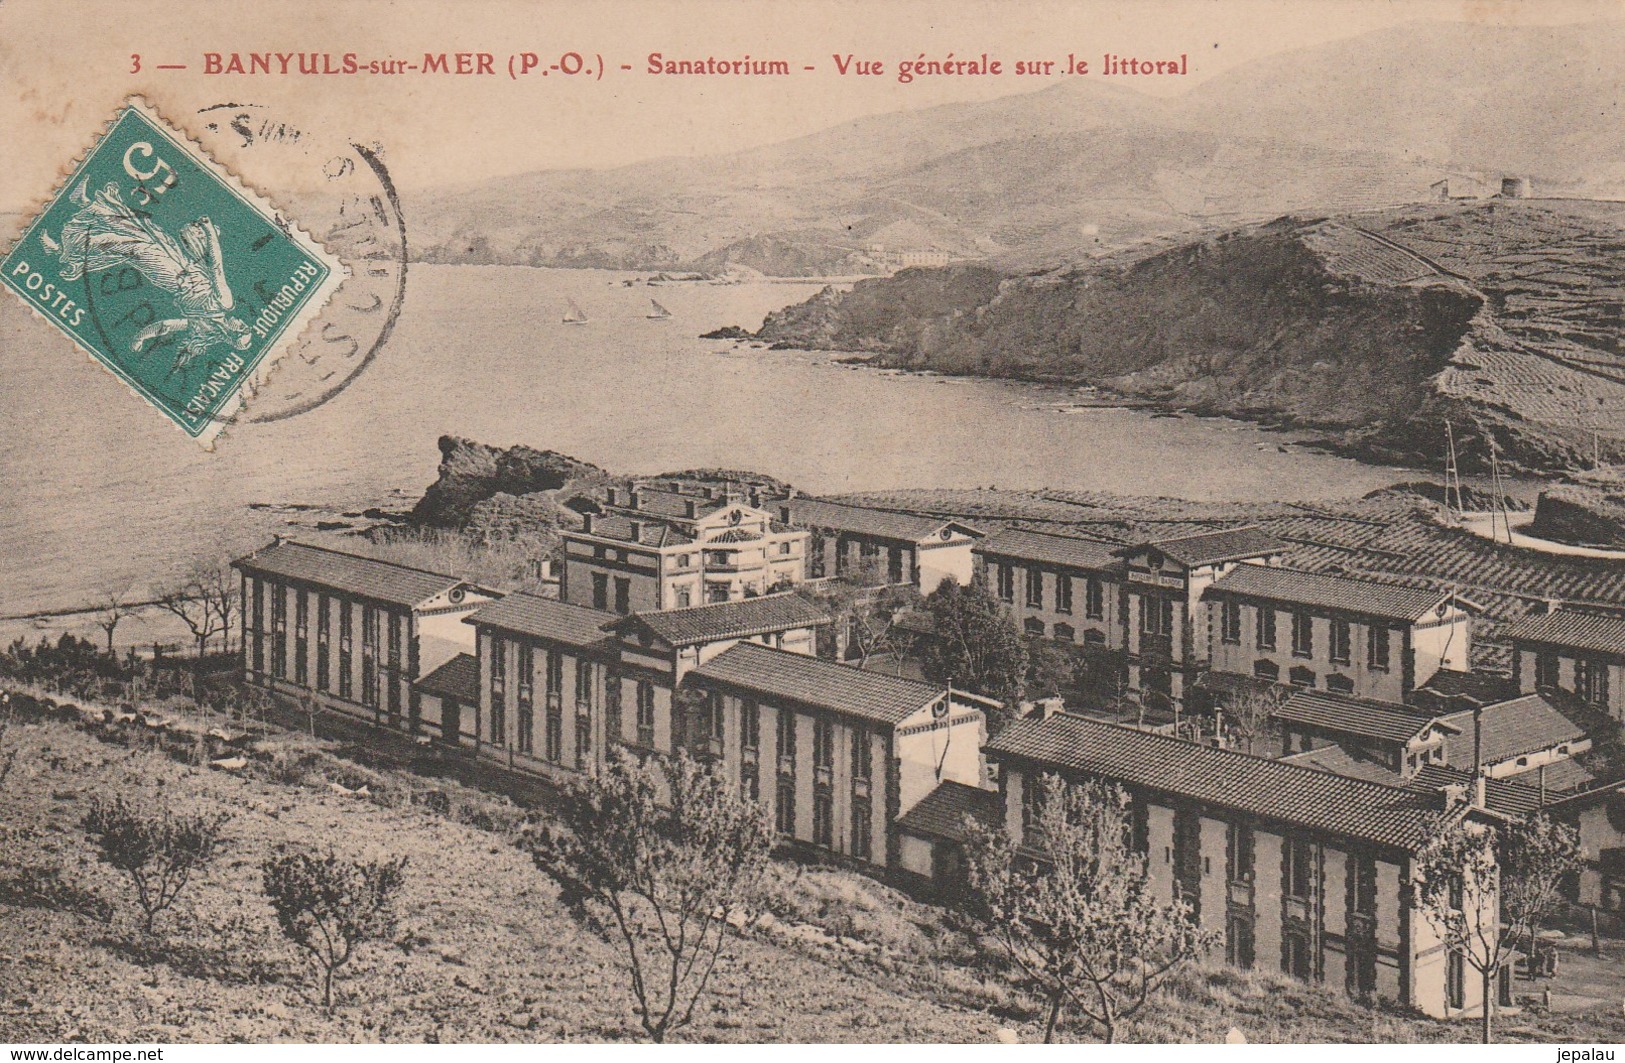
[41,179,252,370]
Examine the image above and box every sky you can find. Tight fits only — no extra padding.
[1,0,1620,208]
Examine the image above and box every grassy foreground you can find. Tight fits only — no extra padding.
[2,700,1622,1044]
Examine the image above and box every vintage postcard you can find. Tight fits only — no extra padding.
[3,0,1625,1051]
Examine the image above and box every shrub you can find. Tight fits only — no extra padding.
[81,795,228,935]
[261,847,408,1009]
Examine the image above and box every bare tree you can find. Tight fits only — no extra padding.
[964,773,1216,1043]
[93,581,138,658]
[1222,684,1287,756]
[154,560,231,693]
[801,566,921,669]
[1413,812,1585,1043]
[526,748,774,1043]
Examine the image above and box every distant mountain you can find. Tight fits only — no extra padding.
[754,199,1625,475]
[410,20,1625,273]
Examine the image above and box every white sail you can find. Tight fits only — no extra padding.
[646,299,672,319]
[563,297,588,324]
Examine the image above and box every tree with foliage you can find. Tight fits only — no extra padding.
[261,847,408,1009]
[921,577,1028,725]
[526,748,774,1042]
[1024,638,1081,701]
[798,560,922,669]
[964,774,1215,1043]
[82,795,228,935]
[1413,812,1584,1043]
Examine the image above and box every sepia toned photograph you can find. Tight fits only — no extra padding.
[2,0,1624,1047]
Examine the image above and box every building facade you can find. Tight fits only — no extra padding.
[976,527,1125,661]
[686,641,988,868]
[461,591,831,782]
[1204,565,1473,704]
[986,712,1500,1019]
[1118,527,1287,707]
[560,499,807,614]
[234,539,499,730]
[1507,608,1625,721]
[776,497,981,593]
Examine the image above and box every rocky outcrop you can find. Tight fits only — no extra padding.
[408,436,607,529]
[1529,484,1625,548]
[755,203,1625,475]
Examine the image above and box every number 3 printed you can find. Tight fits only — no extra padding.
[130,54,141,73]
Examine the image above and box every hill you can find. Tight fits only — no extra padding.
[409,20,1625,274]
[754,199,1625,474]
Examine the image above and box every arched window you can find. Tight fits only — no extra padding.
[1053,622,1075,643]
[1023,617,1046,636]
[1253,659,1280,682]
[1289,665,1316,689]
[1325,674,1354,694]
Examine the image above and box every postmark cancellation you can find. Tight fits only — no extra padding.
[1,97,345,447]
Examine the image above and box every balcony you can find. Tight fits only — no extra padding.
[814,764,833,787]
[852,776,871,800]
[1228,881,1254,909]
[1283,895,1313,924]
[778,753,795,775]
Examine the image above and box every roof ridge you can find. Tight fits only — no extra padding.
[1013,713,1437,801]
[711,640,945,693]
[261,537,465,584]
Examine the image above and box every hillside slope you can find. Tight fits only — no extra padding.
[410,20,1625,273]
[755,200,1625,473]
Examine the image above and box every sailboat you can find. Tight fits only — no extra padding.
[562,297,588,325]
[646,299,673,320]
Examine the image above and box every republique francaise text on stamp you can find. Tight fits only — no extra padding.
[1,98,344,446]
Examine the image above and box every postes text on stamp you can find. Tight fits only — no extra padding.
[1,98,344,446]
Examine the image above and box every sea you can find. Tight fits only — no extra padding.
[0,264,1414,646]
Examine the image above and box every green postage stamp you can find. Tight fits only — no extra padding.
[2,98,344,447]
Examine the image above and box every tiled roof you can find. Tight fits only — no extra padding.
[233,540,465,609]
[616,593,830,647]
[976,527,1122,573]
[1505,756,1597,794]
[1277,689,1452,744]
[1140,526,1287,567]
[465,592,618,649]
[1415,669,1522,707]
[1205,564,1453,621]
[1440,694,1587,766]
[711,528,763,544]
[986,714,1447,851]
[611,487,726,521]
[578,515,695,548]
[778,498,977,544]
[1409,765,1547,816]
[692,642,948,725]
[1278,744,1406,786]
[1505,610,1625,659]
[414,653,479,703]
[896,781,1002,842]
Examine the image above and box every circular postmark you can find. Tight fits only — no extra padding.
[192,102,408,423]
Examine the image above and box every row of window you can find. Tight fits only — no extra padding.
[1220,601,1392,669]
[248,579,399,710]
[993,563,1108,619]
[1022,618,1110,645]
[1535,652,1613,707]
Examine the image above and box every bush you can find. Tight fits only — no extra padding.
[81,795,228,935]
[261,847,408,1009]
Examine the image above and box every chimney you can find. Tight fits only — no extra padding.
[1038,695,1066,720]
[1439,782,1469,809]
[605,486,618,506]
[748,486,762,508]
[628,488,641,510]
[779,504,793,523]
[685,500,698,518]
[628,520,642,542]
[1471,704,1487,809]
[702,485,717,500]
[582,513,595,535]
